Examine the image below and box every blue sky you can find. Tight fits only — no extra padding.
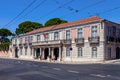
[0,0,120,33]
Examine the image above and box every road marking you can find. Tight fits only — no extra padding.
[107,75,111,77]
[90,74,106,78]
[53,68,61,71]
[68,70,79,74]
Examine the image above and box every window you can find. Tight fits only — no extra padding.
[108,26,113,37]
[25,37,28,43]
[66,30,70,40]
[108,47,111,59]
[78,47,82,57]
[20,48,22,55]
[54,32,59,40]
[30,48,32,55]
[91,26,97,37]
[25,48,27,55]
[108,26,117,37]
[78,28,82,38]
[15,39,17,44]
[30,36,33,43]
[119,29,120,38]
[19,38,22,44]
[116,29,119,38]
[37,35,40,42]
[45,33,49,41]
[92,47,97,58]
[66,47,70,57]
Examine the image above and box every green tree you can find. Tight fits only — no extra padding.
[0,28,13,43]
[0,28,12,38]
[15,21,43,35]
[44,18,67,27]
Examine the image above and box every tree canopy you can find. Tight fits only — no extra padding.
[15,21,43,35]
[44,18,67,27]
[0,28,13,44]
[0,28,13,38]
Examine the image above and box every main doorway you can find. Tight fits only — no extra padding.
[44,48,49,59]
[36,48,40,59]
[54,47,59,60]
[116,47,120,59]
[15,47,18,58]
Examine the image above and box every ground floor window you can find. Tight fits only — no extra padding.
[78,47,82,58]
[66,47,70,57]
[30,48,32,56]
[25,48,27,55]
[108,47,111,59]
[92,47,97,58]
[20,48,22,55]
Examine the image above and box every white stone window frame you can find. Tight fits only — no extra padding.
[78,47,82,58]
[77,28,83,39]
[92,47,97,58]
[66,29,70,40]
[66,47,70,57]
[91,25,98,37]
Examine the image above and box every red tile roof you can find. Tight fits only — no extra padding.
[26,16,102,35]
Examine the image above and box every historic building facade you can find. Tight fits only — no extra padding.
[10,16,120,62]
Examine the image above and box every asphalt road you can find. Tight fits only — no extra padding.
[0,58,120,80]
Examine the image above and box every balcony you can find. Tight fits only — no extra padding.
[116,38,120,44]
[88,36,99,44]
[29,43,32,46]
[19,44,23,47]
[23,43,28,46]
[75,38,84,44]
[13,44,17,47]
[32,40,62,46]
[62,39,71,45]
[107,36,115,43]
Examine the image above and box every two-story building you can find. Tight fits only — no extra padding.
[10,16,120,62]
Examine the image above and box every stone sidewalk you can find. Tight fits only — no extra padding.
[0,57,104,64]
[1,57,120,64]
[103,59,120,64]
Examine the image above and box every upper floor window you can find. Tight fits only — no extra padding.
[25,37,28,43]
[108,26,112,37]
[45,33,49,41]
[108,26,116,37]
[91,26,97,37]
[92,47,97,58]
[37,35,40,42]
[30,36,33,43]
[119,29,120,38]
[78,28,82,38]
[54,32,59,40]
[66,30,70,40]
[15,39,17,44]
[19,38,22,44]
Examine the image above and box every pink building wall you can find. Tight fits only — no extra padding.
[84,26,90,40]
[71,28,77,40]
